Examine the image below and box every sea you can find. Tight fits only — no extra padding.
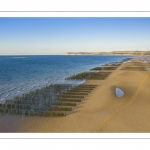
[0,55,133,103]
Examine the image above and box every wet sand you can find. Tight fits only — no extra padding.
[0,56,150,132]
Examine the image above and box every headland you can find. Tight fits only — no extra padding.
[65,51,150,56]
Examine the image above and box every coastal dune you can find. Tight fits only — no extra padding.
[0,57,150,132]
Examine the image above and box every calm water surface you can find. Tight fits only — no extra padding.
[0,55,131,102]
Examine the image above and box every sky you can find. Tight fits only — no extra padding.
[0,17,150,55]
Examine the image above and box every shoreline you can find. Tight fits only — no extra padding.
[0,55,128,103]
[1,56,150,132]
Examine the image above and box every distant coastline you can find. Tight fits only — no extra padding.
[64,51,150,56]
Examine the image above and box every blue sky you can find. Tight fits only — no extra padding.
[0,17,150,55]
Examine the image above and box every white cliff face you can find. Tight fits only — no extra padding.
[115,88,124,97]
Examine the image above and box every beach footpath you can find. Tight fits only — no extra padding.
[0,56,150,132]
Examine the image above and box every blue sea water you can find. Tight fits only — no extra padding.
[0,55,132,102]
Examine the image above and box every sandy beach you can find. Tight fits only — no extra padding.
[0,56,150,132]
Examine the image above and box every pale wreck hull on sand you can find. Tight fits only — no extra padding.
[115,88,124,97]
